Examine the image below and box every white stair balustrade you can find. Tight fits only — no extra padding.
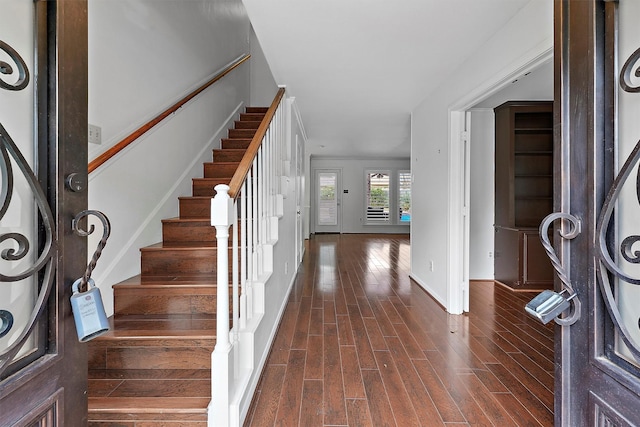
[209,89,288,426]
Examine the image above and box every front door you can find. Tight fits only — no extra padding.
[0,1,88,425]
[554,0,640,424]
[314,169,342,233]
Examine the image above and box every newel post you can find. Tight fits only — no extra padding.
[209,184,234,425]
[211,184,234,350]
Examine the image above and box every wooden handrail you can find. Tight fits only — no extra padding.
[88,54,251,174]
[228,87,286,200]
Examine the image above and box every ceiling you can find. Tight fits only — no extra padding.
[243,0,535,158]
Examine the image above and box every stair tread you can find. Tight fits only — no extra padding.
[193,177,231,183]
[88,396,209,412]
[191,176,232,185]
[141,242,218,250]
[221,138,252,142]
[203,161,240,166]
[96,314,215,338]
[118,274,220,285]
[88,377,211,399]
[98,327,215,340]
[178,196,211,201]
[162,217,210,225]
[89,368,211,380]
[114,282,217,289]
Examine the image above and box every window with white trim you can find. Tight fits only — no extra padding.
[365,171,390,223]
[398,171,411,223]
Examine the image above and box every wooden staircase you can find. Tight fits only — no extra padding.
[87,107,268,426]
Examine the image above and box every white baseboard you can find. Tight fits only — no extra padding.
[409,273,447,309]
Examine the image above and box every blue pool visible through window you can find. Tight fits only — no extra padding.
[398,171,411,223]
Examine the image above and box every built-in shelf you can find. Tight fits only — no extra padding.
[515,151,553,155]
[494,101,554,290]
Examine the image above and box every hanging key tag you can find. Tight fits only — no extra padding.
[70,210,112,342]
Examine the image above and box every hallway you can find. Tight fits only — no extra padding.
[244,234,553,426]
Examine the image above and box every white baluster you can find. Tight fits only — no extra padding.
[240,180,248,327]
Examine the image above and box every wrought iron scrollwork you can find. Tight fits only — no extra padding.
[0,41,55,377]
[72,210,111,293]
[0,40,30,91]
[592,47,640,363]
[596,137,640,362]
[0,123,56,377]
[538,212,582,326]
[620,46,640,93]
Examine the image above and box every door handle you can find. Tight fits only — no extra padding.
[525,212,581,326]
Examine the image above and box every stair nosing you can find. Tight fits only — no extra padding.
[88,396,210,412]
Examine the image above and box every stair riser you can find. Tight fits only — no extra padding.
[203,162,239,178]
[141,248,232,276]
[221,139,251,150]
[113,296,232,316]
[163,222,216,243]
[179,198,210,219]
[228,129,256,139]
[245,107,268,114]
[192,179,230,197]
[240,113,265,121]
[213,149,245,162]
[89,341,213,371]
[234,120,260,130]
[162,222,240,244]
[114,290,218,316]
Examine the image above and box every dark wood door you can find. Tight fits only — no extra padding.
[554,0,640,424]
[0,1,88,425]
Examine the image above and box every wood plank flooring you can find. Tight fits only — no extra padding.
[244,234,554,426]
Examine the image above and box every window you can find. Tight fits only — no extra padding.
[366,171,390,223]
[398,171,411,223]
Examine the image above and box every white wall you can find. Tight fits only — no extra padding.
[410,0,553,312]
[87,0,251,315]
[250,27,278,108]
[310,157,410,234]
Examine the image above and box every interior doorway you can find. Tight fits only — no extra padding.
[448,51,554,313]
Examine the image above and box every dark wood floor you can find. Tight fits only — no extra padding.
[244,234,554,426]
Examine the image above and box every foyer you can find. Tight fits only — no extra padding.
[245,234,554,426]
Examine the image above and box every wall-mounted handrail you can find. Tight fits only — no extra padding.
[88,54,251,174]
[228,87,286,199]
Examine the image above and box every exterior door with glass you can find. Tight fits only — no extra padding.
[314,169,342,233]
[0,1,88,425]
[553,0,640,424]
